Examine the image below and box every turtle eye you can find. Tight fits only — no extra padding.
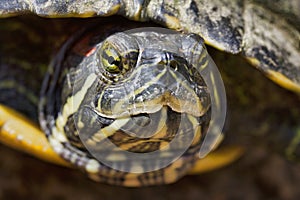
[169,60,179,70]
[99,41,138,81]
[101,42,123,74]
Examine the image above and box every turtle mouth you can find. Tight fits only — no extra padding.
[95,63,211,118]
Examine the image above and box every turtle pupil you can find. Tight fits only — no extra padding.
[107,56,122,73]
[170,60,178,70]
[111,59,121,69]
[108,56,117,65]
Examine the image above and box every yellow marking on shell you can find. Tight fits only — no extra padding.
[247,57,300,93]
[247,57,260,66]
[45,12,96,18]
[100,3,121,17]
[164,14,181,30]
[131,13,141,21]
[188,145,244,174]
[266,70,300,94]
[85,159,100,173]
[56,73,97,132]
[0,104,70,167]
[64,12,96,18]
[203,39,228,52]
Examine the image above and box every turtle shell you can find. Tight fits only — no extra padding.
[1,0,300,93]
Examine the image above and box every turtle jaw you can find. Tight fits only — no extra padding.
[95,63,211,119]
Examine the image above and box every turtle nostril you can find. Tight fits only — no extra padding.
[157,60,166,70]
[169,60,178,70]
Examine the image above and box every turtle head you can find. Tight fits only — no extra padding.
[95,31,211,118]
[64,30,213,177]
[41,28,216,186]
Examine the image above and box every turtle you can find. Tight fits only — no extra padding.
[0,0,299,187]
